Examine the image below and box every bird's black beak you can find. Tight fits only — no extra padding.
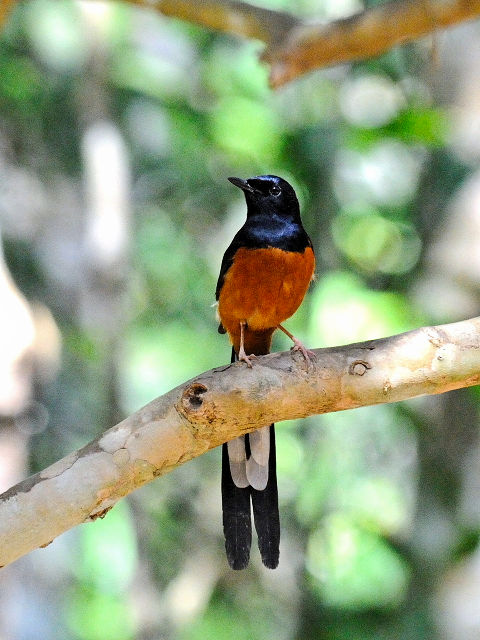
[228,177,256,193]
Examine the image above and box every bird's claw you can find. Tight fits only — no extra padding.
[238,350,257,368]
[290,339,316,365]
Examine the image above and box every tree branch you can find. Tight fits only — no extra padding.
[264,0,480,87]
[3,0,479,86]
[1,316,480,568]
[139,0,299,45]
[0,0,17,30]
[133,0,480,87]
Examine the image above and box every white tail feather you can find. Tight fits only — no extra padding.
[246,456,268,490]
[228,437,249,488]
[228,436,246,463]
[228,430,270,490]
[249,426,270,466]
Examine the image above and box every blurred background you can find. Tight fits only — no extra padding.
[1,0,480,638]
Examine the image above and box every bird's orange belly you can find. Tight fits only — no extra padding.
[218,246,315,338]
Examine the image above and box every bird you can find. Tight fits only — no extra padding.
[216,174,315,569]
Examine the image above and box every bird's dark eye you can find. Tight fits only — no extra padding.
[270,185,281,196]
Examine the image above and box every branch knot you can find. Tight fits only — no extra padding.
[349,359,371,376]
[181,382,208,412]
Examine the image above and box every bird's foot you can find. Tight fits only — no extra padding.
[238,347,257,368]
[290,338,316,364]
[278,324,315,366]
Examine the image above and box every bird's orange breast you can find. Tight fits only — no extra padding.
[218,246,315,353]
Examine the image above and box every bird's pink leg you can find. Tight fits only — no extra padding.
[237,321,257,368]
[278,324,316,362]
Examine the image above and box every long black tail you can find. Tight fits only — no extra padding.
[221,347,280,569]
[250,424,280,569]
[221,442,252,569]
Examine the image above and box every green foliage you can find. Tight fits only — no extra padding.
[307,513,409,610]
[0,1,477,639]
[180,599,262,640]
[67,502,137,640]
[310,271,424,346]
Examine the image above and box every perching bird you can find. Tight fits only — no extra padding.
[216,175,315,569]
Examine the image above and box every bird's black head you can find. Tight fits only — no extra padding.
[228,175,300,221]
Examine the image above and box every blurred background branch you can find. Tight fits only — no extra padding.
[128,0,480,87]
[138,0,299,46]
[0,0,16,29]
[3,0,480,87]
[264,0,480,87]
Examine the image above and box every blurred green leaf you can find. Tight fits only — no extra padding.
[180,596,272,640]
[121,323,218,410]
[73,501,138,592]
[66,588,134,640]
[310,271,424,346]
[0,54,42,104]
[388,107,449,147]
[209,96,284,164]
[332,209,421,275]
[347,106,449,149]
[66,502,137,640]
[25,0,88,72]
[204,42,269,101]
[307,513,409,610]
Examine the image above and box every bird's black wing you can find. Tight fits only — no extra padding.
[215,230,247,301]
[216,230,249,334]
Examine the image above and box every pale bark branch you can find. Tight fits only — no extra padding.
[1,316,480,568]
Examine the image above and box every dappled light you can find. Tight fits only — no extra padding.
[1,1,480,639]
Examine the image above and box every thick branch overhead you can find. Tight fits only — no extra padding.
[138,0,480,86]
[1,316,480,569]
[264,0,480,87]
[2,1,480,85]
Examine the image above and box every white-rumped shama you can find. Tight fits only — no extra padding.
[216,175,315,569]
